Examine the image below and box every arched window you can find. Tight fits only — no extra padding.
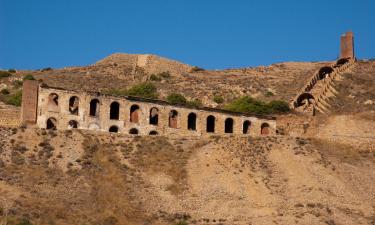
[109,125,119,133]
[261,123,270,135]
[243,120,251,134]
[129,128,139,135]
[206,115,215,133]
[130,105,140,123]
[47,93,59,111]
[318,67,334,80]
[149,130,158,135]
[69,96,79,115]
[149,107,159,125]
[89,99,100,117]
[46,117,57,130]
[187,113,197,131]
[110,102,120,120]
[68,120,78,129]
[225,118,234,133]
[169,110,178,128]
[295,93,315,108]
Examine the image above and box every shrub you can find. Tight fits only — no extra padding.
[0,70,12,78]
[13,80,23,87]
[41,67,53,72]
[126,82,158,99]
[8,69,16,73]
[17,218,33,225]
[5,90,22,106]
[190,66,205,72]
[159,71,171,78]
[265,91,274,97]
[213,95,224,104]
[167,93,187,105]
[175,220,188,225]
[186,99,202,107]
[23,74,35,80]
[1,89,10,95]
[149,74,161,81]
[224,96,290,115]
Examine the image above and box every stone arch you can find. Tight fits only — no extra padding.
[206,115,215,133]
[129,128,139,135]
[89,99,100,117]
[318,67,334,80]
[47,93,59,111]
[149,130,158,135]
[169,110,178,128]
[46,117,57,130]
[243,120,251,134]
[336,58,349,66]
[68,120,78,129]
[295,93,315,108]
[225,118,234,133]
[109,125,119,133]
[187,112,197,131]
[88,123,100,131]
[130,104,140,123]
[68,96,79,115]
[149,107,159,125]
[110,101,120,120]
[261,123,270,135]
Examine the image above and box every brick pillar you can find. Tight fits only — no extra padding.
[21,80,39,125]
[340,31,354,59]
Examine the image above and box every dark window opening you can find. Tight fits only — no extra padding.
[243,120,251,134]
[188,113,197,130]
[261,123,270,135]
[318,67,334,80]
[68,120,78,129]
[149,107,159,125]
[295,93,315,108]
[46,117,57,130]
[109,125,119,133]
[169,110,178,128]
[69,96,79,115]
[47,93,59,111]
[130,105,140,123]
[89,99,100,117]
[129,128,139,135]
[110,102,120,120]
[149,130,158,135]
[225,118,234,133]
[206,115,215,133]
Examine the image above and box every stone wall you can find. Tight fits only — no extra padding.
[340,31,354,59]
[34,86,276,136]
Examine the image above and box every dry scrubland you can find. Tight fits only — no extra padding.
[0,126,374,225]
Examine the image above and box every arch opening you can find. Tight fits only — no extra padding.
[109,125,119,133]
[149,107,159,125]
[110,102,120,120]
[336,58,349,66]
[318,67,334,80]
[243,120,251,134]
[47,93,59,111]
[46,117,57,130]
[225,118,234,133]
[149,130,158,135]
[295,93,315,108]
[129,128,139,135]
[261,123,270,135]
[68,120,78,129]
[68,96,79,115]
[169,110,178,128]
[89,99,100,117]
[130,105,140,123]
[206,115,215,133]
[187,113,197,131]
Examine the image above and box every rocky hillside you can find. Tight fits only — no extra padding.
[0,126,374,225]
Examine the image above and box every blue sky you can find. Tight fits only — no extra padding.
[0,0,374,70]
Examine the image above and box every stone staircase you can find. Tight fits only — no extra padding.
[290,58,356,115]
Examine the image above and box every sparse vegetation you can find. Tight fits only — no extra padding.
[5,90,22,106]
[224,96,290,114]
[8,68,16,73]
[149,74,161,81]
[213,95,224,104]
[23,74,35,80]
[265,91,274,97]
[104,82,158,99]
[149,71,171,81]
[13,80,23,88]
[167,93,187,105]
[1,89,10,95]
[0,70,12,78]
[41,67,53,72]
[190,66,205,72]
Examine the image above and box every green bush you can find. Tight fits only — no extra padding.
[0,70,12,78]
[5,90,22,106]
[104,82,158,99]
[190,66,205,72]
[167,93,187,105]
[23,74,35,80]
[17,218,33,225]
[264,91,274,97]
[213,95,224,104]
[41,67,53,72]
[1,89,10,95]
[149,74,161,81]
[158,71,171,79]
[13,80,23,88]
[186,99,202,107]
[224,96,290,115]
[8,69,16,73]
[175,220,188,225]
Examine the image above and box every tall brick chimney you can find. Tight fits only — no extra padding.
[340,31,354,59]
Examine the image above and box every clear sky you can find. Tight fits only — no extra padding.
[0,0,374,70]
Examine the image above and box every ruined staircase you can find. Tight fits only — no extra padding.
[290,58,356,115]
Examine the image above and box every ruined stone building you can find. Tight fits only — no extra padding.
[21,82,276,136]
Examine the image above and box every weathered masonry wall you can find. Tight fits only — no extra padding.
[27,85,276,136]
[340,31,354,59]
